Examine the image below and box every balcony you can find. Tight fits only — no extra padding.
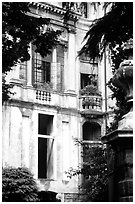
[10,85,77,110]
[81,95,102,110]
[79,85,103,118]
[36,90,51,103]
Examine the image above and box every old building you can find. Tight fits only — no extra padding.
[2,2,114,201]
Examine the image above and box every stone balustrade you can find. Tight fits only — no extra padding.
[80,95,102,111]
[11,85,77,109]
[36,90,51,103]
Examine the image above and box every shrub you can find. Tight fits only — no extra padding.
[80,144,108,201]
[2,167,39,202]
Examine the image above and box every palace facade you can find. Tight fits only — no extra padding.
[2,2,114,201]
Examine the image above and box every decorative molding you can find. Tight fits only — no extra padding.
[81,117,103,126]
[20,108,32,118]
[29,2,80,21]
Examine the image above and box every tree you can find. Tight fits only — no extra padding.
[2,2,61,102]
[2,167,39,202]
[79,2,133,60]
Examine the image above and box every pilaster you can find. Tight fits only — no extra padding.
[52,48,57,90]
[66,30,76,93]
[27,43,33,87]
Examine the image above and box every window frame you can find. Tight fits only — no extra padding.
[38,113,55,180]
[80,73,98,89]
[19,61,27,82]
[32,45,52,87]
[33,56,51,86]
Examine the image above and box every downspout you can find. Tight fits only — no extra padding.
[104,5,107,134]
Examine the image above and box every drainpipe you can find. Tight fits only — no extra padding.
[104,49,107,133]
[104,5,107,134]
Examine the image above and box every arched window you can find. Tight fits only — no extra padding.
[83,122,101,142]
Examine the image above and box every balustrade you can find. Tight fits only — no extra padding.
[80,95,102,111]
[36,90,51,103]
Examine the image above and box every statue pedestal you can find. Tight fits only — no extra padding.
[102,129,133,201]
[102,51,133,201]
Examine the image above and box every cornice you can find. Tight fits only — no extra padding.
[7,99,80,116]
[29,2,80,21]
[30,2,65,15]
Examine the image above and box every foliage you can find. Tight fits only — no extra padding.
[2,2,61,102]
[80,85,102,107]
[79,2,133,61]
[2,167,39,202]
[66,141,108,202]
[34,81,53,91]
[81,145,108,201]
[2,75,14,102]
[80,85,101,96]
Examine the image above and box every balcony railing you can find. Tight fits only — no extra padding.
[36,90,51,103]
[10,85,77,110]
[80,95,102,111]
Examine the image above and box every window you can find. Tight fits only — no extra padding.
[83,122,101,142]
[32,44,64,92]
[81,73,97,89]
[80,53,98,89]
[19,61,27,81]
[33,54,51,86]
[32,45,52,87]
[38,114,54,179]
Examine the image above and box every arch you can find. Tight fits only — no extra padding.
[81,117,102,127]
[83,121,101,141]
